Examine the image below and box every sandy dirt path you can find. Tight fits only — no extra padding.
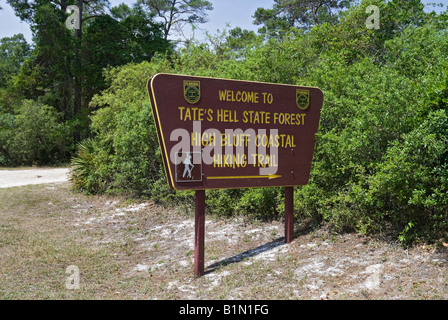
[0,168,70,188]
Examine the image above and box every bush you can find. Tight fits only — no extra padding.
[359,110,448,242]
[0,109,14,166]
[236,187,282,221]
[71,59,172,196]
[292,15,448,242]
[206,189,243,217]
[0,100,73,166]
[70,138,105,193]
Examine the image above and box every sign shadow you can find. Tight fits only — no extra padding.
[205,237,286,275]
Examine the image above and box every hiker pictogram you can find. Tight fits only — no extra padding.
[175,152,202,183]
[182,153,193,178]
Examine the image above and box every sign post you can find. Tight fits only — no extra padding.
[194,190,205,277]
[147,74,323,277]
[284,187,294,244]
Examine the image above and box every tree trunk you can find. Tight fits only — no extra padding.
[74,0,83,142]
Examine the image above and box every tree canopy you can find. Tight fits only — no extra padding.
[253,0,354,36]
[0,34,30,89]
[2,0,171,141]
[137,0,213,40]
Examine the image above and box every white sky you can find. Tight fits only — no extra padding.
[0,0,446,44]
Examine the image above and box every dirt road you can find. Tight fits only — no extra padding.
[0,168,69,188]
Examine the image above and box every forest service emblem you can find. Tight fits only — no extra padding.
[184,80,201,104]
[296,89,310,110]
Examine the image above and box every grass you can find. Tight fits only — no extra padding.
[0,184,136,299]
[1,182,448,300]
[0,183,299,300]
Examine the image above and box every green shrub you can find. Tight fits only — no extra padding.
[360,110,448,242]
[206,189,243,217]
[1,100,72,166]
[236,187,282,221]
[71,59,172,196]
[0,109,14,165]
[70,138,107,193]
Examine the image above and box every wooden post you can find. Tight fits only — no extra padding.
[284,187,294,244]
[194,190,206,277]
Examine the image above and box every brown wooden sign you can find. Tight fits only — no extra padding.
[147,73,324,277]
[147,73,323,191]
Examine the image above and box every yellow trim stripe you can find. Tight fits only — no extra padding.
[152,73,323,90]
[207,175,282,180]
[149,75,178,191]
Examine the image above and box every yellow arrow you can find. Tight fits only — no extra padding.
[207,175,282,180]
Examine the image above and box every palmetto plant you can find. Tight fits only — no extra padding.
[70,138,99,192]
